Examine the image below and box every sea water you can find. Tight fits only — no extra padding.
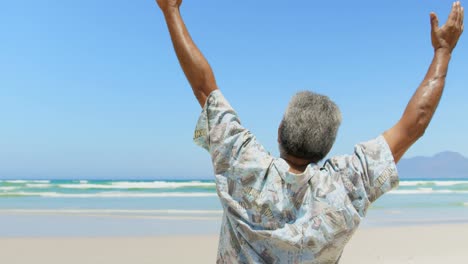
[0,179,467,236]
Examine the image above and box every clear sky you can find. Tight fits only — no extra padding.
[0,0,466,179]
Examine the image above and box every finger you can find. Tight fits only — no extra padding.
[448,2,459,25]
[455,1,461,24]
[457,2,462,25]
[430,12,439,30]
[461,6,464,27]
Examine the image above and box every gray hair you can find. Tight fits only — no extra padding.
[279,91,342,162]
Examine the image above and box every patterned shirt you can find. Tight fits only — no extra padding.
[193,90,399,264]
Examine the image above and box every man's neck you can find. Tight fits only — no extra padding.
[281,154,312,174]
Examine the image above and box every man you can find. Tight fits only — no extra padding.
[156,0,464,263]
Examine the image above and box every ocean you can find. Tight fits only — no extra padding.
[0,179,467,237]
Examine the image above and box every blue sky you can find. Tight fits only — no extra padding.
[0,0,466,179]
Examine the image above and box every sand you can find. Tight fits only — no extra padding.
[1,224,467,263]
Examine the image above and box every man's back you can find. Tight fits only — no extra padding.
[194,90,398,263]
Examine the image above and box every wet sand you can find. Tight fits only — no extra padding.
[1,224,467,263]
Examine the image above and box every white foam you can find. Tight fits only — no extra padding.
[0,192,218,198]
[390,189,468,195]
[5,180,27,183]
[0,209,223,215]
[0,187,18,191]
[111,181,216,189]
[418,187,433,192]
[3,180,50,184]
[399,181,430,186]
[57,184,117,189]
[58,181,216,189]
[399,180,468,187]
[25,184,52,188]
[433,181,468,186]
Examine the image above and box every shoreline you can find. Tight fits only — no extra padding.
[1,209,468,237]
[1,209,468,238]
[1,224,467,263]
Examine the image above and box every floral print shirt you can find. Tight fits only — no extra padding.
[194,89,399,264]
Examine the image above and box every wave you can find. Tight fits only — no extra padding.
[0,191,218,198]
[399,180,468,187]
[57,181,216,190]
[390,189,468,195]
[3,180,468,195]
[2,180,50,184]
[0,187,18,191]
[4,180,28,183]
[0,209,223,215]
[401,180,468,186]
[25,183,52,188]
[4,189,466,197]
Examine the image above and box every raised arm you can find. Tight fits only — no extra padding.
[383,2,464,163]
[156,0,218,107]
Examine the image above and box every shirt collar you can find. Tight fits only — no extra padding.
[274,158,316,185]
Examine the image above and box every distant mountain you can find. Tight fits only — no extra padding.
[397,151,468,179]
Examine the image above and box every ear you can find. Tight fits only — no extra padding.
[277,122,283,143]
[277,127,280,143]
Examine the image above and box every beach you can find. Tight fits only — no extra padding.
[1,224,467,263]
[1,179,467,263]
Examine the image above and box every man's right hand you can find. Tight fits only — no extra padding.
[430,1,464,53]
[156,0,182,13]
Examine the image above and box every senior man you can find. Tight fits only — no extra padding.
[156,1,464,263]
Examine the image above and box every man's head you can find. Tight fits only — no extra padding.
[278,91,342,164]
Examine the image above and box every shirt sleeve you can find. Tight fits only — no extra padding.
[193,90,271,176]
[324,135,399,217]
